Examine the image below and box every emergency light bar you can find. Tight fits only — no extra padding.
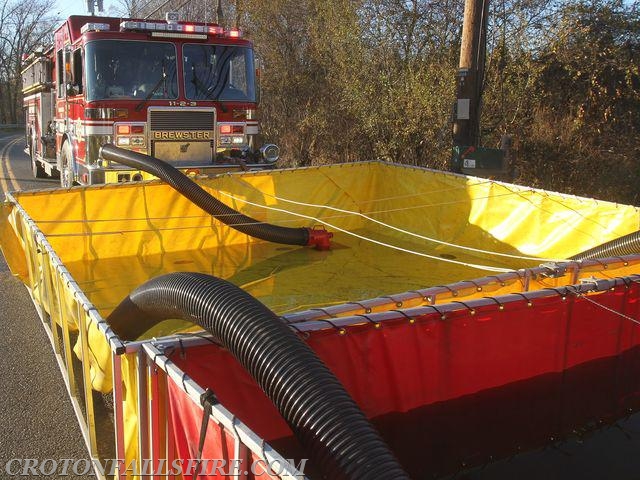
[119,21,240,38]
[81,22,111,33]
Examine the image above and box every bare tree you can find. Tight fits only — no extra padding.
[111,0,170,17]
[0,0,56,124]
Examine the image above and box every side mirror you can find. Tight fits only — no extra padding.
[66,83,80,96]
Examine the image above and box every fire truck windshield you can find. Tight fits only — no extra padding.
[183,44,256,102]
[85,40,178,101]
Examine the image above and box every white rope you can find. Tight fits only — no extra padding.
[217,190,515,273]
[568,285,640,327]
[359,181,629,245]
[497,183,632,243]
[355,178,494,205]
[228,178,563,263]
[37,212,388,236]
[362,189,523,214]
[541,190,631,238]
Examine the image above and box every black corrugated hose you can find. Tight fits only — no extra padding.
[107,272,409,480]
[100,144,332,249]
[570,230,640,261]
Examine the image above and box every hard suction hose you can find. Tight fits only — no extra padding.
[570,230,640,261]
[107,272,409,480]
[100,144,332,250]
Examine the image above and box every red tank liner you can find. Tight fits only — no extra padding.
[164,280,640,478]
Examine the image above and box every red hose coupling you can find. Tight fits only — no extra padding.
[306,226,333,250]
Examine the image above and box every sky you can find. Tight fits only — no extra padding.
[54,0,119,20]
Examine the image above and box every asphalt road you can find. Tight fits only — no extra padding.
[0,132,88,479]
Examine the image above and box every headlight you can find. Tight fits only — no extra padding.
[260,144,279,163]
[114,122,146,149]
[220,135,246,145]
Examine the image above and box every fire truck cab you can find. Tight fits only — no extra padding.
[22,14,279,186]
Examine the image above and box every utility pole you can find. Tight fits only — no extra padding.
[452,0,489,149]
[450,0,511,179]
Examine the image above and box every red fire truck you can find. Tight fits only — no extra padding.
[21,14,279,186]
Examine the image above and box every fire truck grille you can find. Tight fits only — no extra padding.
[149,110,215,131]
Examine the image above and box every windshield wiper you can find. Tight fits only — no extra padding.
[190,47,235,102]
[191,66,212,99]
[191,65,228,112]
[208,49,234,101]
[135,65,167,112]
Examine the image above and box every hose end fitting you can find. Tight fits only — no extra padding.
[306,226,333,250]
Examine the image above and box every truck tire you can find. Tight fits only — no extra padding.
[60,142,75,188]
[29,142,47,179]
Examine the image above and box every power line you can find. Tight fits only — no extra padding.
[144,0,192,20]
[144,0,175,19]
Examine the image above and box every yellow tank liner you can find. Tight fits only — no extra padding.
[1,161,639,476]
